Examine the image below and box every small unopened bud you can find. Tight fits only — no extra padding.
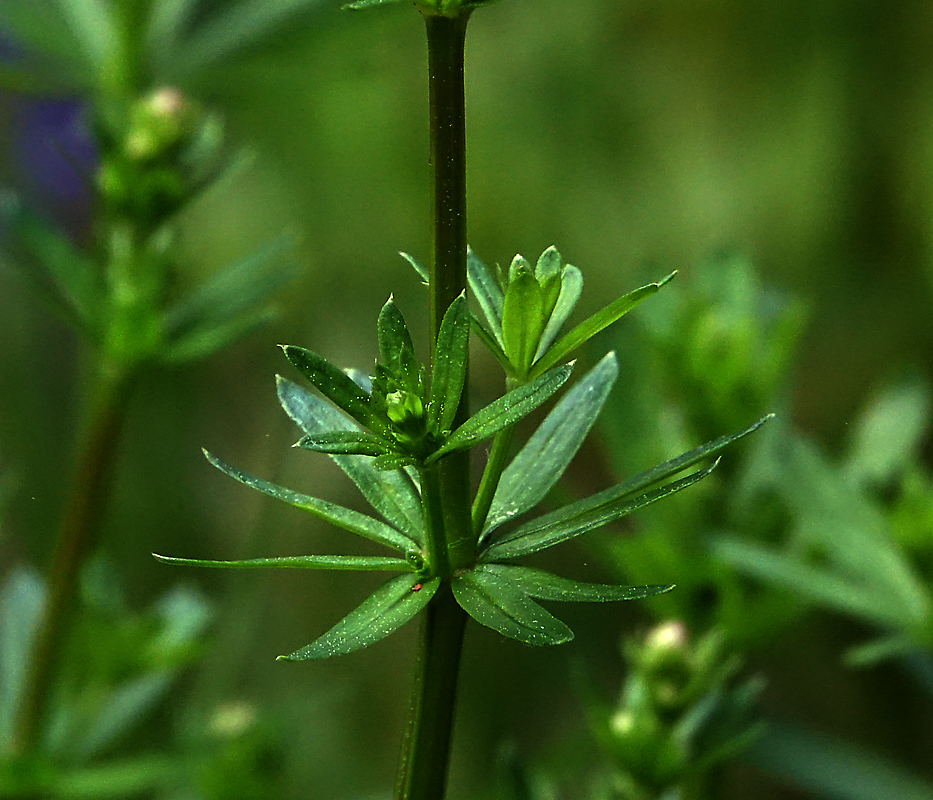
[609,709,635,736]
[645,620,689,655]
[386,391,424,426]
[124,87,196,161]
[209,700,257,738]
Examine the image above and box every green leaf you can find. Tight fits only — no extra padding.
[53,0,121,79]
[429,365,573,462]
[485,353,618,534]
[845,376,931,488]
[374,453,419,471]
[377,297,419,388]
[471,314,511,372]
[535,245,562,288]
[340,0,405,11]
[204,450,416,552]
[282,345,391,437]
[344,0,409,8]
[163,234,298,340]
[161,306,278,363]
[400,251,429,283]
[748,721,933,800]
[0,568,46,750]
[467,247,504,347]
[481,460,721,562]
[277,377,424,542]
[428,294,470,433]
[296,431,393,456]
[711,537,918,631]
[278,574,438,660]
[51,756,181,797]
[145,0,200,60]
[502,263,545,375]
[494,413,770,545]
[535,265,583,362]
[163,0,327,80]
[451,568,573,645]
[845,635,919,668]
[76,673,173,760]
[478,564,673,602]
[531,271,677,378]
[2,201,102,332]
[153,553,413,571]
[535,246,563,319]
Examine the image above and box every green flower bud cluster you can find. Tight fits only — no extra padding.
[597,621,763,798]
[96,87,223,228]
[281,294,573,470]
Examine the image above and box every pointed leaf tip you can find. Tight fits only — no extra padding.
[276,574,438,661]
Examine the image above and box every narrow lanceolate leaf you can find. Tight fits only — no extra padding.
[478,564,673,603]
[282,345,390,437]
[471,315,511,373]
[55,0,121,77]
[377,297,419,389]
[400,251,429,283]
[277,377,424,542]
[428,365,573,462]
[452,568,573,646]
[5,202,102,330]
[467,247,505,348]
[278,575,438,661]
[502,264,545,375]
[535,265,583,362]
[535,246,563,320]
[296,431,393,457]
[428,294,470,433]
[374,453,418,471]
[535,246,562,289]
[343,0,408,8]
[531,271,677,379]
[152,553,413,572]
[163,234,296,337]
[481,460,721,562]
[484,353,618,535]
[0,568,46,747]
[204,450,416,553]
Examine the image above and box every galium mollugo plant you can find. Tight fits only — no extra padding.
[155,0,771,795]
[155,246,770,730]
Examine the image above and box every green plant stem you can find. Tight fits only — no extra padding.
[394,582,468,800]
[395,11,472,800]
[13,358,136,754]
[471,425,514,536]
[425,10,473,572]
[426,12,469,348]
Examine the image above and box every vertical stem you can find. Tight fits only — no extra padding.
[470,425,514,538]
[426,12,470,352]
[395,11,472,800]
[426,11,473,570]
[13,358,135,754]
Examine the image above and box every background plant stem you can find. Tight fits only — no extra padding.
[13,358,135,754]
[395,11,472,800]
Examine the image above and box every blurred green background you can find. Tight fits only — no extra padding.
[2,0,933,797]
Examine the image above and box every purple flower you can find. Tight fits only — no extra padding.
[12,97,97,240]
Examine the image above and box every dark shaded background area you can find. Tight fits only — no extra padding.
[2,0,933,797]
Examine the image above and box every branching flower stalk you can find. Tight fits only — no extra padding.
[153,1,772,799]
[9,83,295,754]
